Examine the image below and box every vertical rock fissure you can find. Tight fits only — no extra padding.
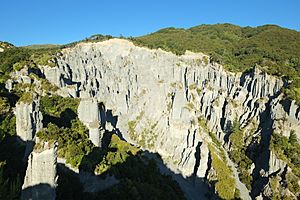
[220,99,228,132]
[251,97,276,198]
[193,141,202,176]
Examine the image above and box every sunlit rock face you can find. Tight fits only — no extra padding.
[41,39,300,199]
[22,142,58,200]
[77,98,103,146]
[15,95,43,142]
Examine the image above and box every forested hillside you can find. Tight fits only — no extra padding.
[131,24,300,102]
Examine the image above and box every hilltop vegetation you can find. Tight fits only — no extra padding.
[0,45,59,83]
[132,24,300,73]
[60,34,113,48]
[131,24,300,103]
[23,44,61,50]
[0,41,14,50]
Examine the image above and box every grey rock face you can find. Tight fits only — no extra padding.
[41,66,62,87]
[15,95,43,142]
[41,39,300,199]
[5,79,13,91]
[78,98,100,124]
[78,98,103,146]
[22,142,58,200]
[270,95,300,138]
[268,150,287,175]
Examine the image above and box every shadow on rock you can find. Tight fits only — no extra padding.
[61,131,216,200]
[42,108,77,128]
[22,183,55,200]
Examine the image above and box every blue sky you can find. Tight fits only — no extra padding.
[0,0,299,46]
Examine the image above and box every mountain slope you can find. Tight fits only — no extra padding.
[37,39,299,199]
[132,24,300,103]
[0,24,300,200]
[133,23,300,73]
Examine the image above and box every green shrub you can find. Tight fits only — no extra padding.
[209,145,236,199]
[0,47,30,76]
[270,132,300,177]
[40,95,79,117]
[95,134,139,175]
[91,134,185,200]
[286,172,300,195]
[40,79,59,92]
[37,119,93,168]
[38,95,91,167]
[284,78,300,104]
[0,114,16,137]
[18,92,33,104]
[228,119,253,189]
[0,44,59,83]
[0,97,10,115]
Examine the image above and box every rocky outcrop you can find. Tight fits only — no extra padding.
[5,79,13,91]
[270,95,300,138]
[15,94,43,142]
[40,39,300,199]
[8,67,34,86]
[78,98,103,146]
[78,98,100,124]
[22,141,58,200]
[268,151,287,175]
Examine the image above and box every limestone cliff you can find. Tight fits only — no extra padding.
[15,92,58,199]
[22,141,58,200]
[15,94,43,142]
[39,39,300,199]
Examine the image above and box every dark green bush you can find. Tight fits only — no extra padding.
[37,119,93,168]
[40,95,79,118]
[228,119,253,189]
[38,95,91,167]
[270,132,300,177]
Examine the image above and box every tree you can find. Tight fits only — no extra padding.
[289,130,297,145]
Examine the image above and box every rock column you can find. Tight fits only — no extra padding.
[78,98,103,146]
[22,142,58,200]
[15,95,43,141]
